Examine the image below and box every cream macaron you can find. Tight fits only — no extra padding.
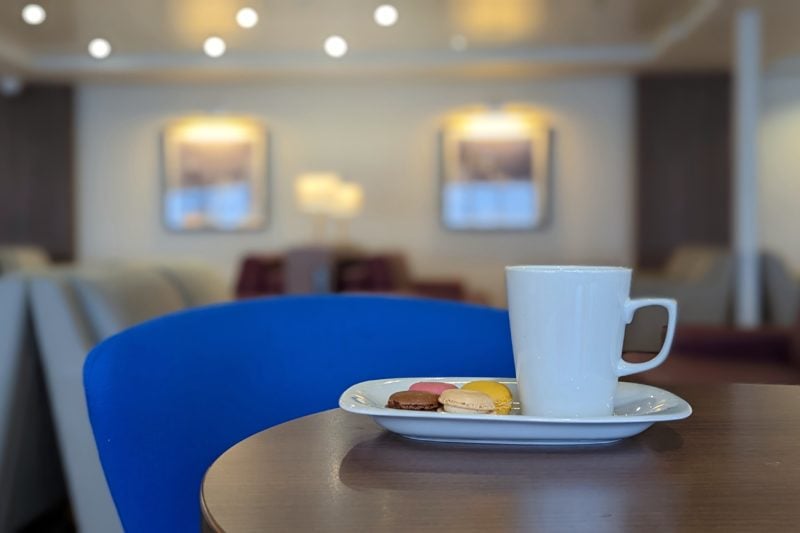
[439,388,495,414]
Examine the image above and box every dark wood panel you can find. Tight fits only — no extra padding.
[0,85,74,261]
[636,74,731,268]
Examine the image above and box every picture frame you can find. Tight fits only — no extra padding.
[439,113,551,231]
[161,117,268,232]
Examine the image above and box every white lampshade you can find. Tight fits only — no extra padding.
[295,172,341,214]
[329,182,364,219]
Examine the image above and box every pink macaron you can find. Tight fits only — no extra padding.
[409,381,458,395]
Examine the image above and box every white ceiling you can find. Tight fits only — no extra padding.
[1,0,800,80]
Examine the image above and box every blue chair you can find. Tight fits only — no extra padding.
[84,295,514,532]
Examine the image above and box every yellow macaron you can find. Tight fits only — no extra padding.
[462,381,513,415]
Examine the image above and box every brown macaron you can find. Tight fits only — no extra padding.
[386,390,439,411]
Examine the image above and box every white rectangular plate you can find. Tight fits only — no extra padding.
[339,377,692,446]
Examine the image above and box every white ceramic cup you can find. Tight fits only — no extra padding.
[505,265,677,418]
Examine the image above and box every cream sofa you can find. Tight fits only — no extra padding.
[0,245,49,274]
[762,252,800,326]
[0,274,65,532]
[29,262,229,533]
[624,246,734,352]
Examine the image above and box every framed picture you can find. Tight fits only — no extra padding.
[162,117,268,232]
[440,113,551,230]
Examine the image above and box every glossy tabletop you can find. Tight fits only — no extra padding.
[201,384,800,532]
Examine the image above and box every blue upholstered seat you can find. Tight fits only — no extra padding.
[84,295,514,532]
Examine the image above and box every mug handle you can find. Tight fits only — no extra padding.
[616,298,678,377]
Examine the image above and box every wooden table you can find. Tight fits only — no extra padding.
[201,384,800,532]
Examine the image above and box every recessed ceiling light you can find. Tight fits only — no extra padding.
[236,7,259,29]
[374,4,398,27]
[21,4,46,25]
[204,36,226,58]
[88,38,112,59]
[450,34,468,52]
[324,35,348,58]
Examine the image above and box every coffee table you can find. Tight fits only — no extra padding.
[201,384,800,532]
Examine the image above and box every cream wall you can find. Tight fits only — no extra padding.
[76,77,634,305]
[761,74,800,272]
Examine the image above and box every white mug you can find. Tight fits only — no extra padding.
[505,266,677,418]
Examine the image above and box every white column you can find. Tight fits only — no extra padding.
[733,8,762,327]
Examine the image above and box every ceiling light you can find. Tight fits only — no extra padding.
[21,4,46,25]
[204,36,226,58]
[324,36,348,58]
[374,4,398,27]
[236,7,259,28]
[450,34,468,52]
[88,39,112,59]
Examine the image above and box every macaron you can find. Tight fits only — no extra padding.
[462,381,513,415]
[438,388,495,414]
[409,381,457,396]
[386,390,439,411]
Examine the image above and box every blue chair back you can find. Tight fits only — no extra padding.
[84,295,514,532]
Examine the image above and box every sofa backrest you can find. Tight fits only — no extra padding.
[0,275,27,530]
[0,275,26,478]
[762,253,800,327]
[157,262,230,308]
[664,245,732,282]
[36,263,230,344]
[0,275,65,531]
[28,261,230,533]
[29,269,124,533]
[0,246,50,275]
[70,267,187,342]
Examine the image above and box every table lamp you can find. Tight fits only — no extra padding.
[294,172,341,241]
[328,182,364,242]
